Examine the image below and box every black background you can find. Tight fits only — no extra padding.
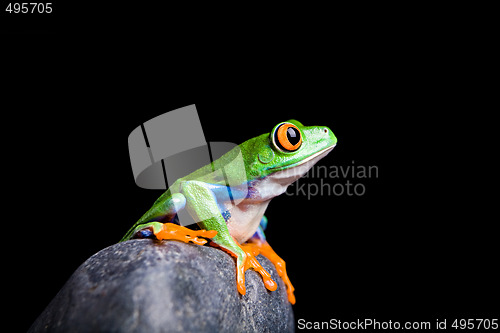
[2,4,497,332]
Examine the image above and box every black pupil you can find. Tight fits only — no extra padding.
[286,127,300,145]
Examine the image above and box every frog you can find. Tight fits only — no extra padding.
[120,119,337,304]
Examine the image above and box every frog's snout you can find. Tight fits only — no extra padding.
[323,126,337,146]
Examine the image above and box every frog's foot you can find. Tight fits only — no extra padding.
[210,239,278,295]
[248,240,296,304]
[153,222,217,246]
[239,242,278,293]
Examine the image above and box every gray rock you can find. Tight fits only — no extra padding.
[29,239,294,333]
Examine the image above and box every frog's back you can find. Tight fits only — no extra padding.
[181,143,248,185]
[152,145,241,205]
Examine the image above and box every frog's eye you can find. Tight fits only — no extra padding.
[272,122,302,152]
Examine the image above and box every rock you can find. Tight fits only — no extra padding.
[29,239,294,333]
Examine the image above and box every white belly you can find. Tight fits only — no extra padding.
[227,200,270,243]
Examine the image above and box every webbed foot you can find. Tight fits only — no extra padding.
[209,238,278,295]
[247,240,296,304]
[239,242,278,293]
[153,222,217,246]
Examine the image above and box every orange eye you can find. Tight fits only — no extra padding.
[273,123,302,152]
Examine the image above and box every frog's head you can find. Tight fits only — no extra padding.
[244,119,337,181]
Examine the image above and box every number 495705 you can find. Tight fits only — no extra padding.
[5,3,52,14]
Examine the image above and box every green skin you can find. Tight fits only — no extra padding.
[121,119,337,280]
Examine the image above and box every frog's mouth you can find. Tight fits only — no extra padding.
[270,144,336,172]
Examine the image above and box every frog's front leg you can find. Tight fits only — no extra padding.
[124,192,216,245]
[245,216,296,304]
[128,221,217,246]
[153,222,217,245]
[181,180,278,295]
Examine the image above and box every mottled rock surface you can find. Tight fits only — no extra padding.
[29,239,294,333]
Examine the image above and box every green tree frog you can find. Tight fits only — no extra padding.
[121,120,337,304]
